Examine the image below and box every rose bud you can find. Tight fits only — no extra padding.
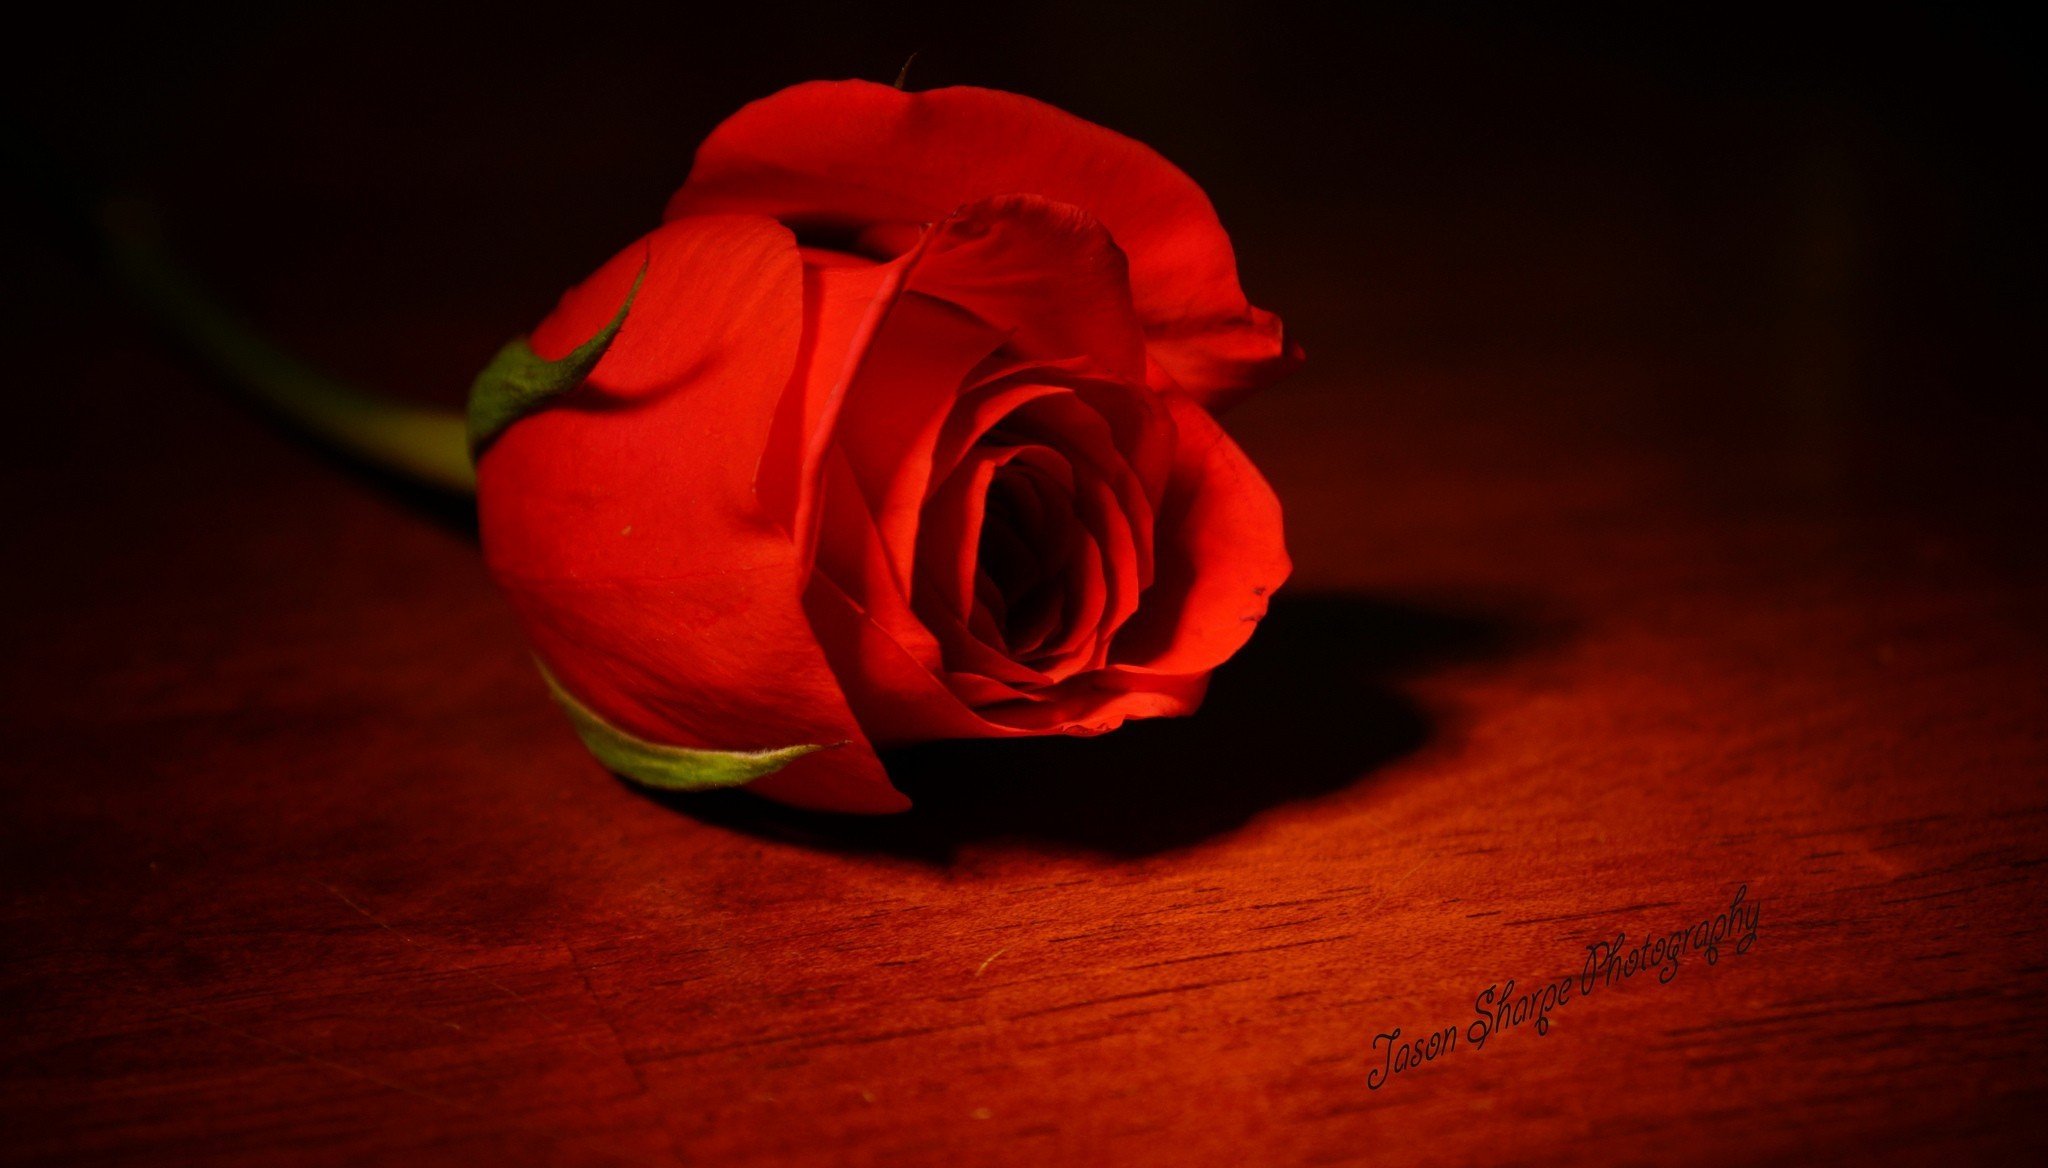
[471,80,1301,813]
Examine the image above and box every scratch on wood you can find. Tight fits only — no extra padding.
[1126,934,1358,970]
[1505,900,1680,927]
[313,879,607,1060]
[167,1004,467,1110]
[1008,976,1262,1022]
[1387,858,1428,889]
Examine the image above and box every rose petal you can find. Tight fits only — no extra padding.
[803,573,1215,745]
[828,194,1151,578]
[978,667,1213,735]
[939,363,1173,532]
[1063,471,1142,664]
[912,445,1064,689]
[1110,392,1292,675]
[802,572,1017,745]
[811,446,942,664]
[668,80,1298,407]
[827,289,1007,587]
[756,249,910,548]
[908,195,1148,383]
[1003,387,1159,595]
[479,215,906,814]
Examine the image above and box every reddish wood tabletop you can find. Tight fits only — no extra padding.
[4,6,2044,1165]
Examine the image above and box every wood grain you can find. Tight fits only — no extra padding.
[4,5,2044,1164]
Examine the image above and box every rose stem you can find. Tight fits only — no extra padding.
[95,197,478,496]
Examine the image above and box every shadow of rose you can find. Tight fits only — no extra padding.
[645,591,1537,861]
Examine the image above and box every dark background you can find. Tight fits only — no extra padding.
[5,3,2046,1165]
[7,1,2043,560]
[8,1,2041,432]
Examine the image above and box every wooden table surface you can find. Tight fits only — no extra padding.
[5,5,2044,1165]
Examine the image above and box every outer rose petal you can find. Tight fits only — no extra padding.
[478,214,907,813]
[906,195,1147,384]
[666,80,1299,409]
[1110,392,1292,675]
[757,249,912,550]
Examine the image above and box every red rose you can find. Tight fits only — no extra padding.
[475,80,1299,813]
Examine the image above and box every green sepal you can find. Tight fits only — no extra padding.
[466,263,646,454]
[537,662,834,792]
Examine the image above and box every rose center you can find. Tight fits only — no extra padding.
[975,462,1079,660]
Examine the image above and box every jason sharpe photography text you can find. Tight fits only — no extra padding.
[1368,885,1761,1091]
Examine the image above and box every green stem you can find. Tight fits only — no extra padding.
[98,199,477,495]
